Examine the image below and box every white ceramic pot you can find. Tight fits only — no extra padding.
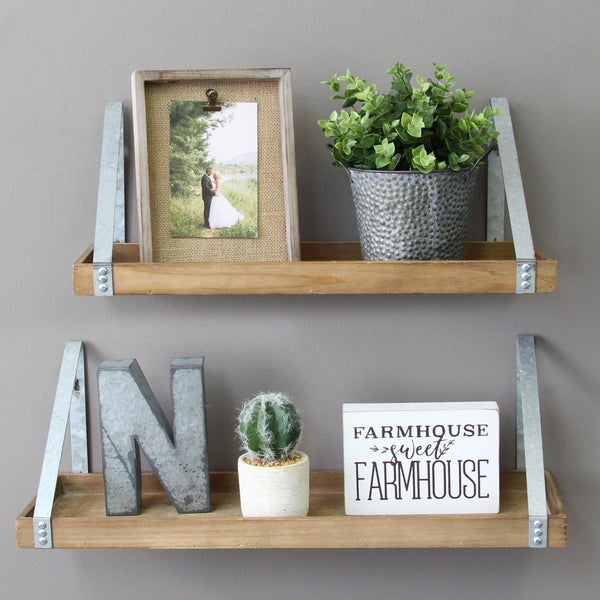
[237,451,309,517]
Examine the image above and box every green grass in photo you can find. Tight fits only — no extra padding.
[170,195,206,237]
[170,176,258,238]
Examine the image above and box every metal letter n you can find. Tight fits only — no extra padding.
[98,357,210,515]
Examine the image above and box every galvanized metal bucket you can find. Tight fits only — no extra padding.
[345,166,480,261]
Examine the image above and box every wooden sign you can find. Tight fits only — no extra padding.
[343,402,499,515]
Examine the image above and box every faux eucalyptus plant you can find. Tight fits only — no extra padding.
[319,62,500,173]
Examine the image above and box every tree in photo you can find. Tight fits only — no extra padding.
[169,101,229,198]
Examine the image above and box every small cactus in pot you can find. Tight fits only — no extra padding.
[236,392,309,517]
[237,392,302,465]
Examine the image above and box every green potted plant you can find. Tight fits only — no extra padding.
[236,392,309,517]
[318,62,500,260]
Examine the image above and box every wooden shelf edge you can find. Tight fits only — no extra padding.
[72,242,558,296]
[16,470,567,549]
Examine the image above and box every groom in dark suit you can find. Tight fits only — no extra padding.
[201,167,215,227]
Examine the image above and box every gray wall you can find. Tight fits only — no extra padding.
[2,1,598,598]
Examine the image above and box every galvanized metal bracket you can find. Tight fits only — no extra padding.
[516,334,548,548]
[33,341,88,548]
[93,102,125,296]
[488,98,537,294]
[486,149,505,242]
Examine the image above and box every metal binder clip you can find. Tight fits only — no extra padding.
[202,88,221,111]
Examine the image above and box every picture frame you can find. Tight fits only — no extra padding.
[131,69,300,263]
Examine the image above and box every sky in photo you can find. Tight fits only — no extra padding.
[208,102,258,163]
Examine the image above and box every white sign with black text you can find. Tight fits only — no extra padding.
[343,402,500,515]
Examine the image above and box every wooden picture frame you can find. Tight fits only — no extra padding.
[131,69,300,263]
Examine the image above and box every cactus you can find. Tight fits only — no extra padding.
[237,392,302,463]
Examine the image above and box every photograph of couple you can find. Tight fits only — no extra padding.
[200,167,245,230]
[169,101,258,239]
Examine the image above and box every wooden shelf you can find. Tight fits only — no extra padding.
[73,241,557,295]
[16,470,566,549]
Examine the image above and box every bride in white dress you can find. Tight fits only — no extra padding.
[208,172,245,229]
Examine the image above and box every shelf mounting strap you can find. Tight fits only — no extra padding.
[33,341,87,548]
[516,334,548,547]
[93,102,125,296]
[488,98,537,294]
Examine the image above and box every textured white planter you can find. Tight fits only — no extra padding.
[237,452,310,517]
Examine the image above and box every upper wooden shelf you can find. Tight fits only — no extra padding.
[15,470,566,549]
[73,241,557,295]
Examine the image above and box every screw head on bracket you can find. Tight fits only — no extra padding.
[99,284,109,293]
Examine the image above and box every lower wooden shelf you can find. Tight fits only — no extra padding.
[16,470,566,549]
[72,241,557,295]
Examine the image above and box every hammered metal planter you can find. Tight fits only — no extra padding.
[346,167,480,261]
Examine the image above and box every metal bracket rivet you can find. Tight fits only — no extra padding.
[99,284,109,293]
[38,521,47,529]
[534,537,543,545]
[534,520,543,528]
[98,275,108,284]
[98,267,108,276]
[39,538,48,545]
[516,260,536,294]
